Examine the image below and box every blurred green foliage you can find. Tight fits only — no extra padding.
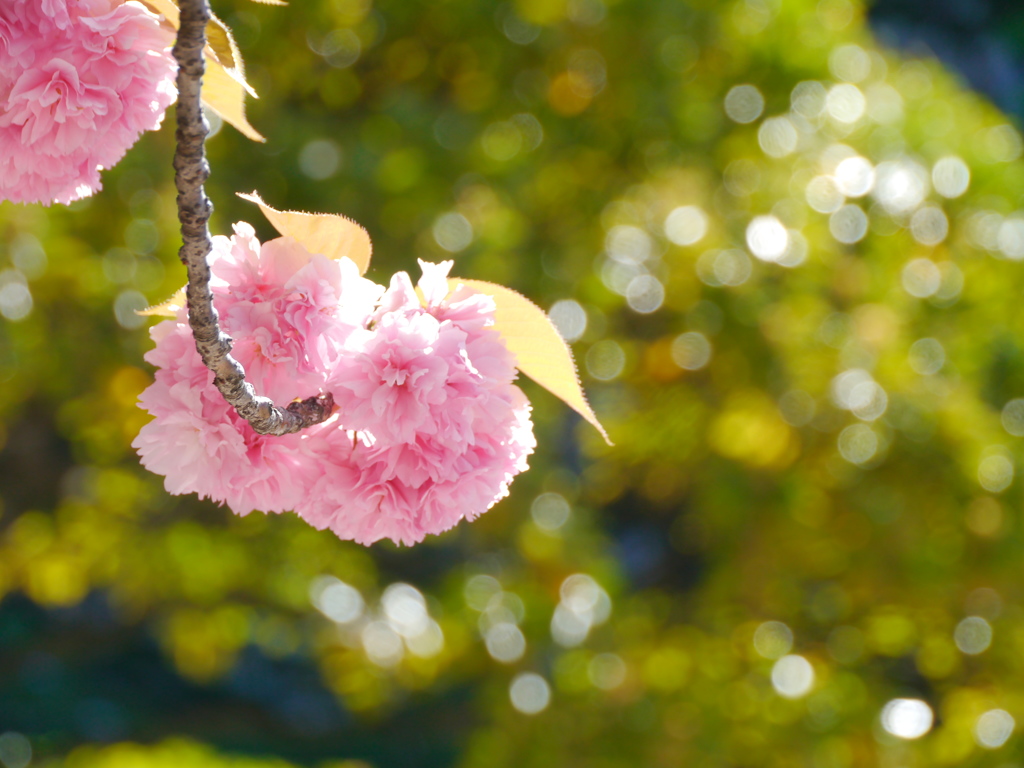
[3,0,1024,766]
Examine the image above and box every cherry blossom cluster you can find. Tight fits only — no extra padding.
[0,0,176,205]
[133,224,536,545]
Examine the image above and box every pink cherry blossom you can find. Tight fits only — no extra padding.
[296,384,535,547]
[133,224,381,515]
[0,0,177,205]
[134,321,315,514]
[208,223,382,404]
[302,261,535,545]
[136,234,535,546]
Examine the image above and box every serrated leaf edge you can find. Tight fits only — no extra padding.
[456,278,612,445]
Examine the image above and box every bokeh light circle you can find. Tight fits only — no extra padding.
[753,621,794,659]
[806,175,844,213]
[829,205,868,244]
[908,338,945,376]
[724,84,765,124]
[1001,399,1024,436]
[747,216,789,262]
[838,424,878,465]
[759,116,799,158]
[510,673,551,715]
[432,212,473,252]
[834,156,874,197]
[932,155,970,198]
[978,455,1014,493]
[771,655,814,699]
[902,258,942,298]
[881,699,934,740]
[586,340,626,380]
[626,274,665,313]
[826,83,866,123]
[549,299,588,343]
[671,332,712,371]
[974,709,1015,749]
[954,616,993,654]
[664,205,709,246]
[910,206,949,246]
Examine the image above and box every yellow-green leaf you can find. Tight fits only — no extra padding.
[205,13,259,99]
[136,287,186,318]
[238,192,373,273]
[138,0,263,140]
[205,14,238,75]
[138,0,237,71]
[457,279,611,445]
[203,57,263,141]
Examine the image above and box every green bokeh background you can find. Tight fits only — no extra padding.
[3,0,1024,766]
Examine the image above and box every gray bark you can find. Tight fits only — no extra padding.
[172,0,334,435]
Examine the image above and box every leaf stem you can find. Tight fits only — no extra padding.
[172,0,334,435]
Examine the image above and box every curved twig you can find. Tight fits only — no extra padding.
[172,0,333,435]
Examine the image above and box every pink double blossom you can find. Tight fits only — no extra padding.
[0,0,176,205]
[300,261,536,545]
[134,228,535,546]
[133,223,382,516]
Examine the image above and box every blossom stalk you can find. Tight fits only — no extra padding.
[172,0,333,435]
